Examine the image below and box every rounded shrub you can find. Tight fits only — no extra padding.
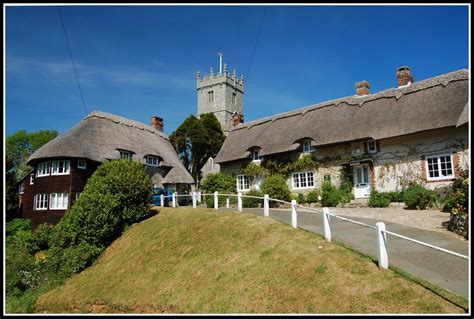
[305,190,319,203]
[320,181,342,207]
[260,175,291,207]
[242,189,263,208]
[200,172,237,208]
[51,159,152,248]
[403,184,436,210]
[368,191,391,208]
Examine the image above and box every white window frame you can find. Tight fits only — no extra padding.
[252,149,263,162]
[303,140,314,153]
[292,171,315,190]
[30,174,35,185]
[51,160,70,175]
[146,156,159,167]
[50,193,69,210]
[425,154,455,181]
[237,174,250,192]
[367,140,377,154]
[34,193,49,211]
[120,150,132,160]
[19,183,25,194]
[78,159,87,169]
[37,162,51,177]
[75,192,82,201]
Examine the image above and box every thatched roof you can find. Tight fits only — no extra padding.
[215,69,469,164]
[457,102,469,127]
[28,111,194,184]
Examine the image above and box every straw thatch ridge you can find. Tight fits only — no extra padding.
[215,69,469,164]
[27,111,194,184]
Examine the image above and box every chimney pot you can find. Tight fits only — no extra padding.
[355,81,370,96]
[396,66,414,87]
[151,116,164,132]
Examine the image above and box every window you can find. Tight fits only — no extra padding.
[303,140,314,153]
[324,174,331,182]
[252,149,263,161]
[120,151,132,160]
[30,174,35,185]
[34,194,48,210]
[75,192,82,201]
[426,154,455,181]
[51,160,70,175]
[78,159,87,169]
[292,171,315,190]
[209,157,214,172]
[232,92,236,105]
[368,140,377,153]
[237,174,250,192]
[37,162,51,177]
[146,156,159,167]
[19,183,25,194]
[208,91,214,103]
[50,193,69,210]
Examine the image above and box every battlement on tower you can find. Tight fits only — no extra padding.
[197,65,244,92]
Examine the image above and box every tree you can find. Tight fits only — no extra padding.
[169,113,225,184]
[5,129,58,213]
[6,129,58,181]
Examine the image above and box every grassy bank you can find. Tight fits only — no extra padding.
[35,207,465,314]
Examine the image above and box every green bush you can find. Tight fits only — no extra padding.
[200,173,237,208]
[320,181,341,207]
[384,191,404,202]
[242,190,263,208]
[443,169,468,214]
[51,159,152,248]
[297,193,306,204]
[6,218,32,238]
[305,190,319,203]
[368,191,391,208]
[403,184,436,210]
[260,175,291,207]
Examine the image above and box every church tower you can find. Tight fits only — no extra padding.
[197,53,244,135]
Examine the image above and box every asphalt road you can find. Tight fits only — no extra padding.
[218,206,469,298]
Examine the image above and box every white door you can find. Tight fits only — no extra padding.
[353,165,371,198]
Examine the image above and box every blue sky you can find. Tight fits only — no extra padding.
[5,4,469,137]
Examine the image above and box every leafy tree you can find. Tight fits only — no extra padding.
[169,113,225,184]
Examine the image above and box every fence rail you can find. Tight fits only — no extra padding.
[167,191,469,268]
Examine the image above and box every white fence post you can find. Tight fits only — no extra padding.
[291,200,298,229]
[376,222,389,270]
[214,191,218,210]
[192,191,197,208]
[160,194,164,208]
[323,207,331,242]
[264,194,269,217]
[172,193,176,208]
[198,191,202,203]
[226,198,230,208]
[238,192,242,212]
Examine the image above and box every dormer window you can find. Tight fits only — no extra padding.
[252,149,263,161]
[37,162,51,177]
[51,160,70,175]
[78,159,87,169]
[367,140,377,154]
[303,140,314,153]
[120,150,132,160]
[146,155,160,167]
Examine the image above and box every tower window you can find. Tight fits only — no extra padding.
[208,91,214,103]
[232,92,236,105]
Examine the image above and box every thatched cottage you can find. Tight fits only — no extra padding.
[19,111,194,228]
[214,67,469,199]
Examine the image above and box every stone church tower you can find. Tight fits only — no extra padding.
[197,54,244,178]
[196,58,244,135]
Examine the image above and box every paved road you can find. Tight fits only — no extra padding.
[219,207,469,298]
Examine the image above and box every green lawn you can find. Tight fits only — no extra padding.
[36,207,466,314]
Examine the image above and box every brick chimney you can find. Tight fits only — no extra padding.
[355,81,370,96]
[151,116,164,132]
[396,66,414,87]
[232,112,244,126]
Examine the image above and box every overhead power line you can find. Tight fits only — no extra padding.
[245,6,267,84]
[57,7,88,115]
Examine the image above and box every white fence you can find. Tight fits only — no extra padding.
[167,191,469,270]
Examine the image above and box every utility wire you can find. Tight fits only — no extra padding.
[58,7,88,115]
[245,6,267,83]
